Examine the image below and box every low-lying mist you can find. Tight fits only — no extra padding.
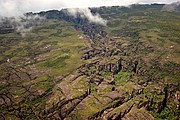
[0,15,45,37]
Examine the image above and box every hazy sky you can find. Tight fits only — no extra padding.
[0,0,179,17]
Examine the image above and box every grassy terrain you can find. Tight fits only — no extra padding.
[0,19,86,118]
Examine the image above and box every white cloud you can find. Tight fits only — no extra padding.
[0,0,179,17]
[67,8,107,26]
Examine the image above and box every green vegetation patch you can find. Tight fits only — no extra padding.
[42,55,70,68]
[151,107,179,120]
[114,71,132,85]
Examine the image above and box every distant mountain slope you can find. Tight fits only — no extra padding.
[162,1,180,12]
